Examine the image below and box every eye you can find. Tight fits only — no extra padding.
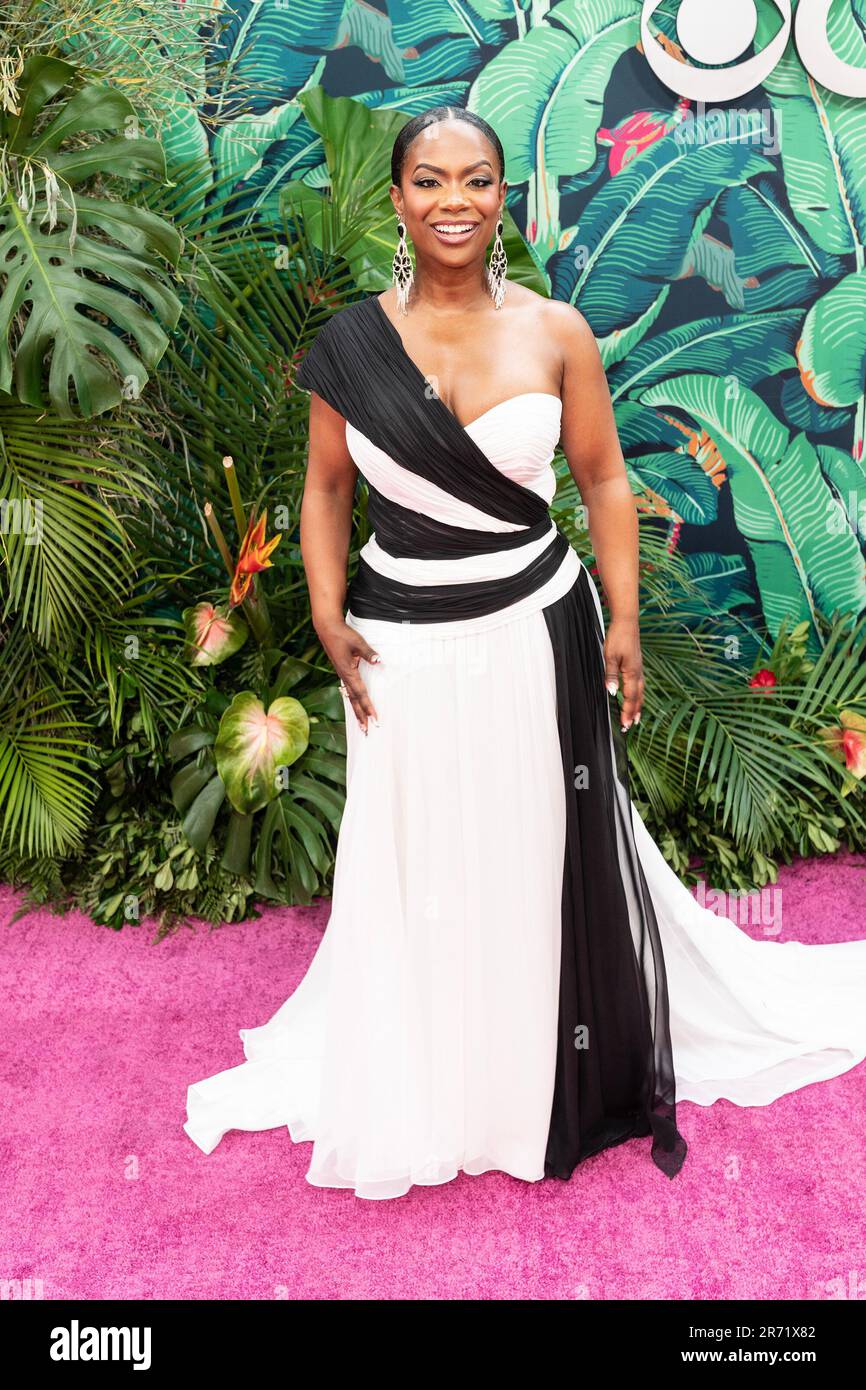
[413,176,495,188]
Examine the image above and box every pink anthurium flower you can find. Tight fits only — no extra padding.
[820,710,866,779]
[183,602,249,666]
[214,693,310,815]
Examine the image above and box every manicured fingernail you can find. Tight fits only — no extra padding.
[606,681,617,695]
[371,717,380,728]
[634,712,641,724]
[622,719,631,730]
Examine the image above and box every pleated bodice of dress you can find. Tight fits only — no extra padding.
[345,391,583,637]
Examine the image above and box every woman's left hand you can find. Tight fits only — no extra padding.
[603,617,644,731]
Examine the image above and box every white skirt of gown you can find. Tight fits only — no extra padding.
[183,585,866,1198]
[183,400,866,1199]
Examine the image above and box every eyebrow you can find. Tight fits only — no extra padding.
[411,159,495,175]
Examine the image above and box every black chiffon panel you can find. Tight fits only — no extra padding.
[542,572,686,1179]
[294,294,688,1180]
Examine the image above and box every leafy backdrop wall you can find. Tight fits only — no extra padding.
[133,0,866,646]
[4,0,866,922]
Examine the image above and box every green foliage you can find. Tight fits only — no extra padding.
[0,54,182,417]
[168,653,345,906]
[0,706,262,935]
[3,12,866,921]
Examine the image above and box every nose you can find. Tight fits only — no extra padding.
[438,184,471,211]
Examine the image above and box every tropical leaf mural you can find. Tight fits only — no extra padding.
[58,0,866,645]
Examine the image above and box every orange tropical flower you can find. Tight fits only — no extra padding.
[229,509,281,608]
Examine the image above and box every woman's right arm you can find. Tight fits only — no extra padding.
[299,391,380,734]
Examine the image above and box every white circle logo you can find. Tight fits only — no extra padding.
[641,0,866,100]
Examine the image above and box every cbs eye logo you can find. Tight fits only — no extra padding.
[641,0,866,100]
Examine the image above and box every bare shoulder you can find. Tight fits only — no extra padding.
[505,285,597,357]
[540,297,597,353]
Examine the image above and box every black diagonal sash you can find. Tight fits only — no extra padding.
[295,294,687,1182]
[295,295,547,526]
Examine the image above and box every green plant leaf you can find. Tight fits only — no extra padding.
[214,691,309,814]
[0,55,182,417]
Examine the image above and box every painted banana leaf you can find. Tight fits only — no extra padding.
[468,0,641,248]
[560,115,775,333]
[679,552,755,615]
[798,270,866,409]
[638,373,866,639]
[204,0,347,117]
[818,443,866,547]
[781,376,853,436]
[758,6,866,257]
[470,0,639,183]
[717,181,848,306]
[607,311,802,398]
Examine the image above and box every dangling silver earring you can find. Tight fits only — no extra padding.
[392,217,414,315]
[487,215,507,310]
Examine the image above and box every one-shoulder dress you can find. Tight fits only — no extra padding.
[182,295,866,1199]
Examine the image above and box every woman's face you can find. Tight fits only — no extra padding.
[392,119,505,265]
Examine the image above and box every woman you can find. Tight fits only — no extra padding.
[184,108,866,1200]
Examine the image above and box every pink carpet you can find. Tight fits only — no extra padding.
[2,854,865,1301]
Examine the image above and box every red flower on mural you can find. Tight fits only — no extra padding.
[597,111,673,175]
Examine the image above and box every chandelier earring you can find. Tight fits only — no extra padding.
[392,216,414,316]
[487,213,508,309]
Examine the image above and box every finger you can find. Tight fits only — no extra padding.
[357,639,382,667]
[344,625,382,668]
[347,652,380,724]
[344,685,369,734]
[619,671,644,730]
[603,658,620,697]
[343,671,378,730]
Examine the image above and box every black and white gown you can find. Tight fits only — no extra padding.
[183,294,866,1199]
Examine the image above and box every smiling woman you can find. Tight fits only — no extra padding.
[183,107,866,1201]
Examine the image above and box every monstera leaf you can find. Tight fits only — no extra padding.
[0,54,182,417]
